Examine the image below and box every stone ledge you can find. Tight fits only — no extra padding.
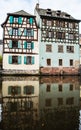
[0,69,39,76]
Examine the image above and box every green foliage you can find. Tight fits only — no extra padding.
[0,55,2,63]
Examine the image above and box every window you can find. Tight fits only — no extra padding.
[24,56,35,65]
[42,19,46,25]
[58,98,63,105]
[68,33,74,40]
[47,20,51,26]
[13,28,18,36]
[68,22,75,28]
[24,86,34,94]
[9,40,21,49]
[12,56,18,64]
[68,23,73,28]
[27,29,32,37]
[24,42,34,50]
[8,86,21,95]
[12,40,18,48]
[46,84,51,92]
[9,28,21,36]
[8,102,18,112]
[47,59,51,66]
[49,31,52,38]
[46,9,52,16]
[8,55,21,64]
[58,84,62,91]
[56,21,60,27]
[46,45,52,52]
[24,101,33,109]
[9,16,22,24]
[56,21,65,27]
[46,31,54,38]
[27,43,32,49]
[58,45,63,53]
[14,17,18,23]
[67,46,74,53]
[56,32,65,39]
[24,29,34,37]
[45,99,51,107]
[59,59,62,66]
[70,59,73,66]
[66,97,74,105]
[70,84,73,91]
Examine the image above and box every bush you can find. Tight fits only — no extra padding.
[0,55,2,63]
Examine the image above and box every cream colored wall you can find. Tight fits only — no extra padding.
[3,53,39,70]
[4,40,39,54]
[2,80,39,97]
[4,27,37,40]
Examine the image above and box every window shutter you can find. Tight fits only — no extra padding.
[24,56,27,64]
[31,29,34,37]
[29,18,33,24]
[18,87,21,94]
[9,16,13,23]
[8,102,11,110]
[24,41,27,49]
[8,86,12,94]
[24,86,26,94]
[24,29,27,36]
[30,101,33,108]
[18,56,21,64]
[18,41,22,48]
[32,56,34,64]
[18,28,21,36]
[31,42,34,49]
[8,56,12,64]
[9,40,12,48]
[31,86,34,94]
[27,30,28,36]
[18,17,22,24]
[9,29,12,36]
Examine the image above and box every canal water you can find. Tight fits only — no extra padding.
[0,76,81,130]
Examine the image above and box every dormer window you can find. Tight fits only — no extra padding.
[65,14,70,18]
[46,8,52,15]
[57,10,61,13]
[47,8,51,12]
[47,11,52,15]
[57,13,60,16]
[56,10,61,16]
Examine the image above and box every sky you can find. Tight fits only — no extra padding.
[0,0,81,39]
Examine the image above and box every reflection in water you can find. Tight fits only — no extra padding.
[0,76,80,130]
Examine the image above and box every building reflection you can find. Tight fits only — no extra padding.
[2,76,39,130]
[1,76,80,130]
[39,76,80,130]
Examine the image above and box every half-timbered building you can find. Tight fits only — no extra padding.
[34,3,80,75]
[2,10,39,74]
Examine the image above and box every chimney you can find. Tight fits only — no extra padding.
[36,3,39,9]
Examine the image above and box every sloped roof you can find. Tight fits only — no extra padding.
[8,10,34,17]
[1,10,35,27]
[36,8,80,22]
